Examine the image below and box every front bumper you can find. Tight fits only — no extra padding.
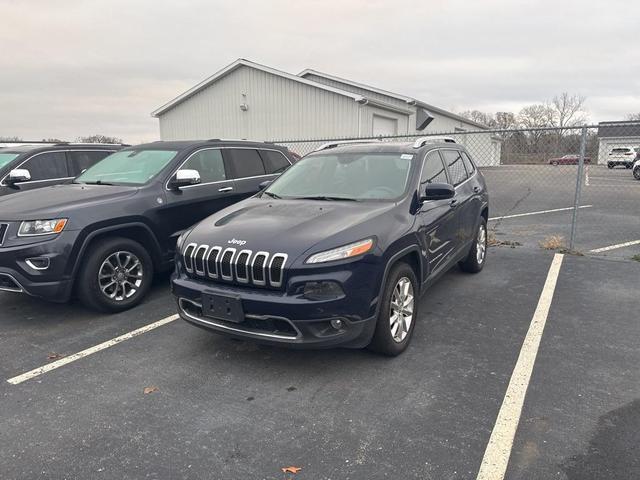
[172,274,380,349]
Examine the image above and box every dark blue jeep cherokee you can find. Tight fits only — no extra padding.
[171,138,489,355]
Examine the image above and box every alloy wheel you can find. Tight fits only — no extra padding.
[390,277,414,343]
[98,251,144,301]
[476,223,487,264]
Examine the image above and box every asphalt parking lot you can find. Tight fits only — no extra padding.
[482,164,640,259]
[2,245,638,479]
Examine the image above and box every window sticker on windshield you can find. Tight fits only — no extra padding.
[400,154,414,160]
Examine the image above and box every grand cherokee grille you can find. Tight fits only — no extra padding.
[182,243,288,289]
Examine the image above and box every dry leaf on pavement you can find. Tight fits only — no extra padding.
[143,386,159,395]
[281,466,302,474]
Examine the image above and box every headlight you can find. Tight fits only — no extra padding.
[306,238,374,264]
[18,219,67,237]
[176,228,192,251]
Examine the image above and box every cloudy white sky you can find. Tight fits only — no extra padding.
[2,0,639,143]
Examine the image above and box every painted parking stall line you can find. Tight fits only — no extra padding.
[7,314,179,385]
[476,253,564,480]
[590,239,640,253]
[489,205,592,222]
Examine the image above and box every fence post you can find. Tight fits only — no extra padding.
[569,126,588,250]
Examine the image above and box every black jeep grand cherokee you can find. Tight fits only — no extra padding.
[0,140,296,311]
[172,138,489,355]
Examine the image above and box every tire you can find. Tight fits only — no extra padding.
[634,167,640,181]
[551,161,559,166]
[607,163,614,169]
[76,237,154,313]
[367,262,419,356]
[626,164,632,169]
[459,217,488,274]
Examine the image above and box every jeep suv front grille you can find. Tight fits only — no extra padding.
[0,223,8,246]
[183,243,288,289]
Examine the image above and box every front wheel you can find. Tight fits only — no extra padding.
[76,237,154,313]
[634,167,640,180]
[368,262,419,356]
[459,217,488,273]
[607,163,614,169]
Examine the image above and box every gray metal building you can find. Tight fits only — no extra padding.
[152,59,501,165]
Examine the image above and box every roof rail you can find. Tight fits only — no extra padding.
[412,136,457,148]
[315,139,381,152]
[206,138,274,144]
[54,142,130,147]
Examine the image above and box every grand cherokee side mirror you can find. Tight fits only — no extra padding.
[420,183,455,201]
[169,169,201,190]
[7,168,31,185]
[257,180,273,191]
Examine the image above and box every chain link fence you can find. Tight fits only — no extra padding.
[275,121,640,259]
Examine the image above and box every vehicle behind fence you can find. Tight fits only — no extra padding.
[275,121,640,259]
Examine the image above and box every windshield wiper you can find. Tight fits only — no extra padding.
[262,191,281,199]
[79,180,115,186]
[296,196,359,201]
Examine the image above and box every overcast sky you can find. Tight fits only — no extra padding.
[2,0,639,143]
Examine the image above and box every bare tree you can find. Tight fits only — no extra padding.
[550,92,588,130]
[77,134,123,144]
[0,136,23,142]
[627,113,640,121]
[518,104,555,149]
[458,110,495,127]
[42,138,63,142]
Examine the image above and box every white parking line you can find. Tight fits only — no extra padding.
[476,253,564,480]
[7,314,179,385]
[590,239,640,253]
[489,205,593,221]
[585,166,590,186]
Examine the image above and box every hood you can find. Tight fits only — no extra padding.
[185,197,401,263]
[0,183,139,221]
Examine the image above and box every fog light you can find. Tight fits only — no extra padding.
[330,319,344,330]
[25,257,50,270]
[302,281,344,300]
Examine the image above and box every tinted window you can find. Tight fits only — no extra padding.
[260,150,291,174]
[421,151,449,185]
[68,150,113,175]
[227,149,266,178]
[181,149,227,183]
[22,152,69,181]
[461,152,476,175]
[442,150,468,186]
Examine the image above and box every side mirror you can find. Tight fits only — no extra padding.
[169,169,201,190]
[420,182,455,201]
[258,180,273,191]
[7,168,31,185]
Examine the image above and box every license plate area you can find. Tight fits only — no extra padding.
[202,293,244,323]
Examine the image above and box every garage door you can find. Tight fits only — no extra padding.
[372,115,398,137]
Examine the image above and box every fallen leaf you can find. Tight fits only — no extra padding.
[143,386,159,395]
[281,466,302,474]
[47,352,65,360]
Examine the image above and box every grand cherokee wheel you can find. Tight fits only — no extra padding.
[459,217,488,273]
[77,237,153,312]
[368,262,418,356]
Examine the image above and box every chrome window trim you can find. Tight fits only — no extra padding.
[268,253,288,288]
[178,298,300,340]
[193,245,209,276]
[183,243,197,273]
[165,146,290,191]
[0,273,24,293]
[0,149,116,186]
[234,249,253,283]
[219,247,237,281]
[250,251,269,286]
[206,246,221,279]
[0,223,8,246]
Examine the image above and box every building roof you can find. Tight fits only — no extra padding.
[298,68,489,130]
[597,121,640,138]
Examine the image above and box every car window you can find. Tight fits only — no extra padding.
[67,150,114,175]
[75,149,178,185]
[260,150,291,174]
[611,148,631,154]
[21,152,69,181]
[181,149,227,183]
[0,153,20,170]
[441,150,468,186]
[421,151,449,185]
[226,149,266,178]
[461,152,476,175]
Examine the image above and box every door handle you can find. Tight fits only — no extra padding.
[218,187,233,193]
[473,186,481,193]
[450,199,459,208]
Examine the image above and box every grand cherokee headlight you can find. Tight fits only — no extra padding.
[18,219,68,237]
[306,238,374,264]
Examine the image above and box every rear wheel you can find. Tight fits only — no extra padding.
[459,217,488,273]
[77,237,153,312]
[634,167,640,180]
[368,262,418,356]
[607,162,614,169]
[551,161,559,166]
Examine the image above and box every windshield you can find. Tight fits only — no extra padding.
[0,153,20,170]
[264,152,413,201]
[75,149,178,185]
